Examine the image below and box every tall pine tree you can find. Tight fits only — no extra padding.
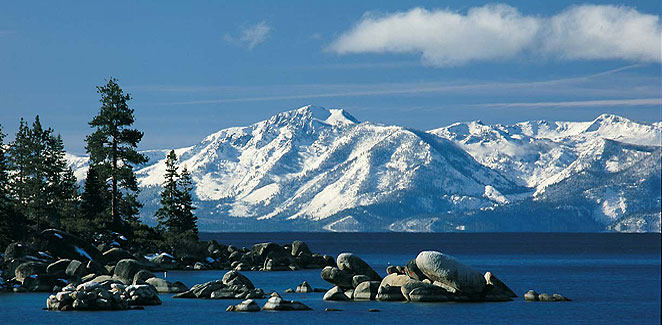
[8,116,79,235]
[0,124,26,246]
[85,77,148,233]
[80,165,110,230]
[177,165,198,240]
[154,150,179,232]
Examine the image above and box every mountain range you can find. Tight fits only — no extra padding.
[66,106,661,232]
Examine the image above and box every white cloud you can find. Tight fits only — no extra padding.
[479,98,662,108]
[225,21,271,50]
[328,4,662,66]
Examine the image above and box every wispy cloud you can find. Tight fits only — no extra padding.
[139,64,658,106]
[477,98,662,108]
[224,21,271,50]
[328,4,662,66]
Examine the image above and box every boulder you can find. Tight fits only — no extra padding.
[46,259,71,276]
[484,272,516,297]
[124,284,161,305]
[262,292,311,311]
[352,275,371,288]
[552,293,571,301]
[145,277,188,293]
[222,270,255,289]
[86,260,107,276]
[405,259,427,281]
[408,285,451,302]
[386,266,399,274]
[376,284,405,301]
[252,242,291,264]
[133,270,155,285]
[113,259,141,284]
[174,275,264,300]
[336,253,381,281]
[15,261,47,283]
[40,229,104,263]
[4,242,35,262]
[524,290,539,301]
[102,248,134,265]
[323,286,350,301]
[295,281,313,293]
[291,241,312,257]
[320,266,354,289]
[379,273,410,288]
[227,299,260,312]
[353,281,380,300]
[415,251,485,295]
[538,293,554,302]
[65,260,87,278]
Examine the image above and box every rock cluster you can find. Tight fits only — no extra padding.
[524,290,571,302]
[1,229,331,293]
[173,270,265,299]
[227,293,311,312]
[46,280,161,311]
[322,251,517,303]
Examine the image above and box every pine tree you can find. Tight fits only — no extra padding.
[86,77,148,233]
[0,124,25,246]
[7,116,79,235]
[80,165,110,230]
[154,150,180,232]
[177,165,198,240]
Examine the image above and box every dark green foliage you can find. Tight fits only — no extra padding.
[0,124,26,247]
[7,116,79,236]
[85,77,148,233]
[154,150,179,232]
[154,150,199,253]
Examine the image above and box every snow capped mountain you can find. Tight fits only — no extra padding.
[66,106,661,232]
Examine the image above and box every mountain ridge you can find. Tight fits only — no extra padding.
[66,106,662,232]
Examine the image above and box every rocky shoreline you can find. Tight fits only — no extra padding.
[0,228,571,313]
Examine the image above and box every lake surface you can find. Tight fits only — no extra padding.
[1,233,660,324]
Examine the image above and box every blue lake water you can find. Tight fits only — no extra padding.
[1,233,660,324]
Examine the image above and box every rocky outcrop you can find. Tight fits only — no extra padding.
[46,280,160,311]
[227,299,261,312]
[320,250,516,304]
[524,290,571,302]
[173,271,264,299]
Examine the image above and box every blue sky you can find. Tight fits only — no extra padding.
[1,0,660,154]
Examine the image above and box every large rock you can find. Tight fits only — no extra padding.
[323,286,350,301]
[146,277,188,293]
[133,270,155,285]
[415,251,485,295]
[262,293,311,311]
[124,284,161,305]
[320,266,354,289]
[379,273,410,288]
[353,281,380,300]
[352,275,371,287]
[227,299,260,312]
[290,241,312,257]
[252,242,291,263]
[408,285,451,302]
[222,270,255,289]
[15,261,47,283]
[113,259,141,284]
[40,229,104,263]
[4,242,35,262]
[336,253,381,281]
[524,290,539,301]
[376,284,405,301]
[46,259,71,276]
[65,260,87,278]
[102,248,134,264]
[484,272,517,298]
[405,259,427,281]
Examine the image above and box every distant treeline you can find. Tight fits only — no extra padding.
[0,78,198,252]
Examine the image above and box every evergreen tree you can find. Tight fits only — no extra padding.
[154,150,180,232]
[80,165,110,230]
[85,77,148,233]
[176,165,198,240]
[0,124,25,246]
[7,116,79,234]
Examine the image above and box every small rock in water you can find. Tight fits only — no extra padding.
[368,309,380,312]
[284,288,295,293]
[325,308,342,312]
[295,281,312,293]
[323,286,350,301]
[262,292,312,311]
[552,293,571,301]
[227,299,261,312]
[524,290,539,301]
